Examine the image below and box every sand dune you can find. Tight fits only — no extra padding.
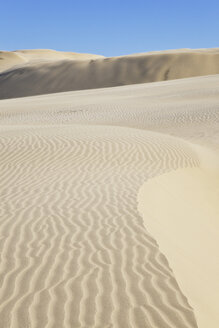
[0,48,219,99]
[1,73,219,327]
[0,49,104,73]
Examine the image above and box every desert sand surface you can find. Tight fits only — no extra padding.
[0,48,219,99]
[138,165,219,328]
[0,61,219,328]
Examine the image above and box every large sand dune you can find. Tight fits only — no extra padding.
[0,72,219,327]
[0,48,219,99]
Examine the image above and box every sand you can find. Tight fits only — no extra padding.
[0,50,219,327]
[138,166,219,328]
[0,48,219,99]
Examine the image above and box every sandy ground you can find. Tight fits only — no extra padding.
[0,67,219,327]
[138,165,219,328]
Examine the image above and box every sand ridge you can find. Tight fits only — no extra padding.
[0,48,219,99]
[0,49,104,73]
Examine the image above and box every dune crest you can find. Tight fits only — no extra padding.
[0,49,104,73]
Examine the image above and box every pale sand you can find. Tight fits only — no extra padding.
[0,48,219,99]
[138,166,219,328]
[0,71,219,327]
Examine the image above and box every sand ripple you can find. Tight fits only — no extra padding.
[0,125,198,328]
[1,74,218,327]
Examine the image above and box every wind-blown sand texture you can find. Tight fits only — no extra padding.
[0,51,219,327]
[0,48,219,99]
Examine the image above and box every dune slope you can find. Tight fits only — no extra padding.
[0,48,219,99]
[0,75,219,327]
[138,165,219,328]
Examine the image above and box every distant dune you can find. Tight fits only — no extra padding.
[0,48,219,99]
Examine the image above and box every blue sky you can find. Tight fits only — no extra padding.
[1,0,218,56]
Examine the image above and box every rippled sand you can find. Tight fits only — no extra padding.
[0,74,219,327]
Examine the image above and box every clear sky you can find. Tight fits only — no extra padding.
[1,0,218,57]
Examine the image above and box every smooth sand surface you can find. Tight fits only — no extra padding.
[0,49,104,73]
[138,165,219,328]
[0,48,219,99]
[0,72,219,327]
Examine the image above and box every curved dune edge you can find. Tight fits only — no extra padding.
[0,124,199,328]
[138,147,219,328]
